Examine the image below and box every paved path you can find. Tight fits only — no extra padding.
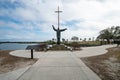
[0,66,30,80]
[17,53,101,80]
[0,45,115,80]
[10,45,114,58]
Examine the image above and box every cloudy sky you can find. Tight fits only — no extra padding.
[0,0,120,41]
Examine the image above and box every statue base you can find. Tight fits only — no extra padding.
[48,44,70,51]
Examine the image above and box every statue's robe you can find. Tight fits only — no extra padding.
[52,25,67,45]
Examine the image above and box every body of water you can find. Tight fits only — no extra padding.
[0,43,38,50]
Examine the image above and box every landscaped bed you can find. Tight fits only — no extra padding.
[0,50,37,74]
[81,47,120,80]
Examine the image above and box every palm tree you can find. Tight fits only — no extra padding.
[83,38,86,41]
[89,38,91,41]
[80,38,82,41]
[62,38,65,43]
[71,36,79,42]
[52,38,55,41]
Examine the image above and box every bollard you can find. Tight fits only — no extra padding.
[31,49,33,59]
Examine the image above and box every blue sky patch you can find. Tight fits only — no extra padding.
[0,0,24,9]
[63,20,80,26]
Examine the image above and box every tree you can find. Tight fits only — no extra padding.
[52,38,55,42]
[97,26,120,45]
[89,38,91,41]
[62,38,65,43]
[114,26,120,37]
[71,36,79,42]
[114,26,120,46]
[97,27,115,44]
[83,38,87,41]
[80,38,82,41]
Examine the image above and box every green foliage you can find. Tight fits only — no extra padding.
[46,40,56,45]
[79,41,100,45]
[71,36,79,41]
[69,42,80,47]
[97,27,114,43]
[97,26,120,45]
[65,42,80,50]
[66,41,100,48]
[114,26,120,38]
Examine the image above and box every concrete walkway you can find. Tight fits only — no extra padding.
[0,66,30,80]
[0,45,115,80]
[17,53,101,80]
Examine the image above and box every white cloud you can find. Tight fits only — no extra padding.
[0,0,120,41]
[61,0,120,38]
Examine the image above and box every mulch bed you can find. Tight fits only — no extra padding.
[81,47,120,80]
[0,50,37,74]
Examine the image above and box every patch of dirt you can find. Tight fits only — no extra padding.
[81,47,120,80]
[0,50,37,74]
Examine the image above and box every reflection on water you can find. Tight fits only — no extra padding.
[0,43,38,50]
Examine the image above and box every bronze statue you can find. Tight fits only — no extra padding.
[52,6,67,45]
[52,25,67,45]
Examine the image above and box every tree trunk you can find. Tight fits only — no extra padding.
[107,39,110,44]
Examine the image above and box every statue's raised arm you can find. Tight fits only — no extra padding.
[52,25,57,31]
[60,28,67,32]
